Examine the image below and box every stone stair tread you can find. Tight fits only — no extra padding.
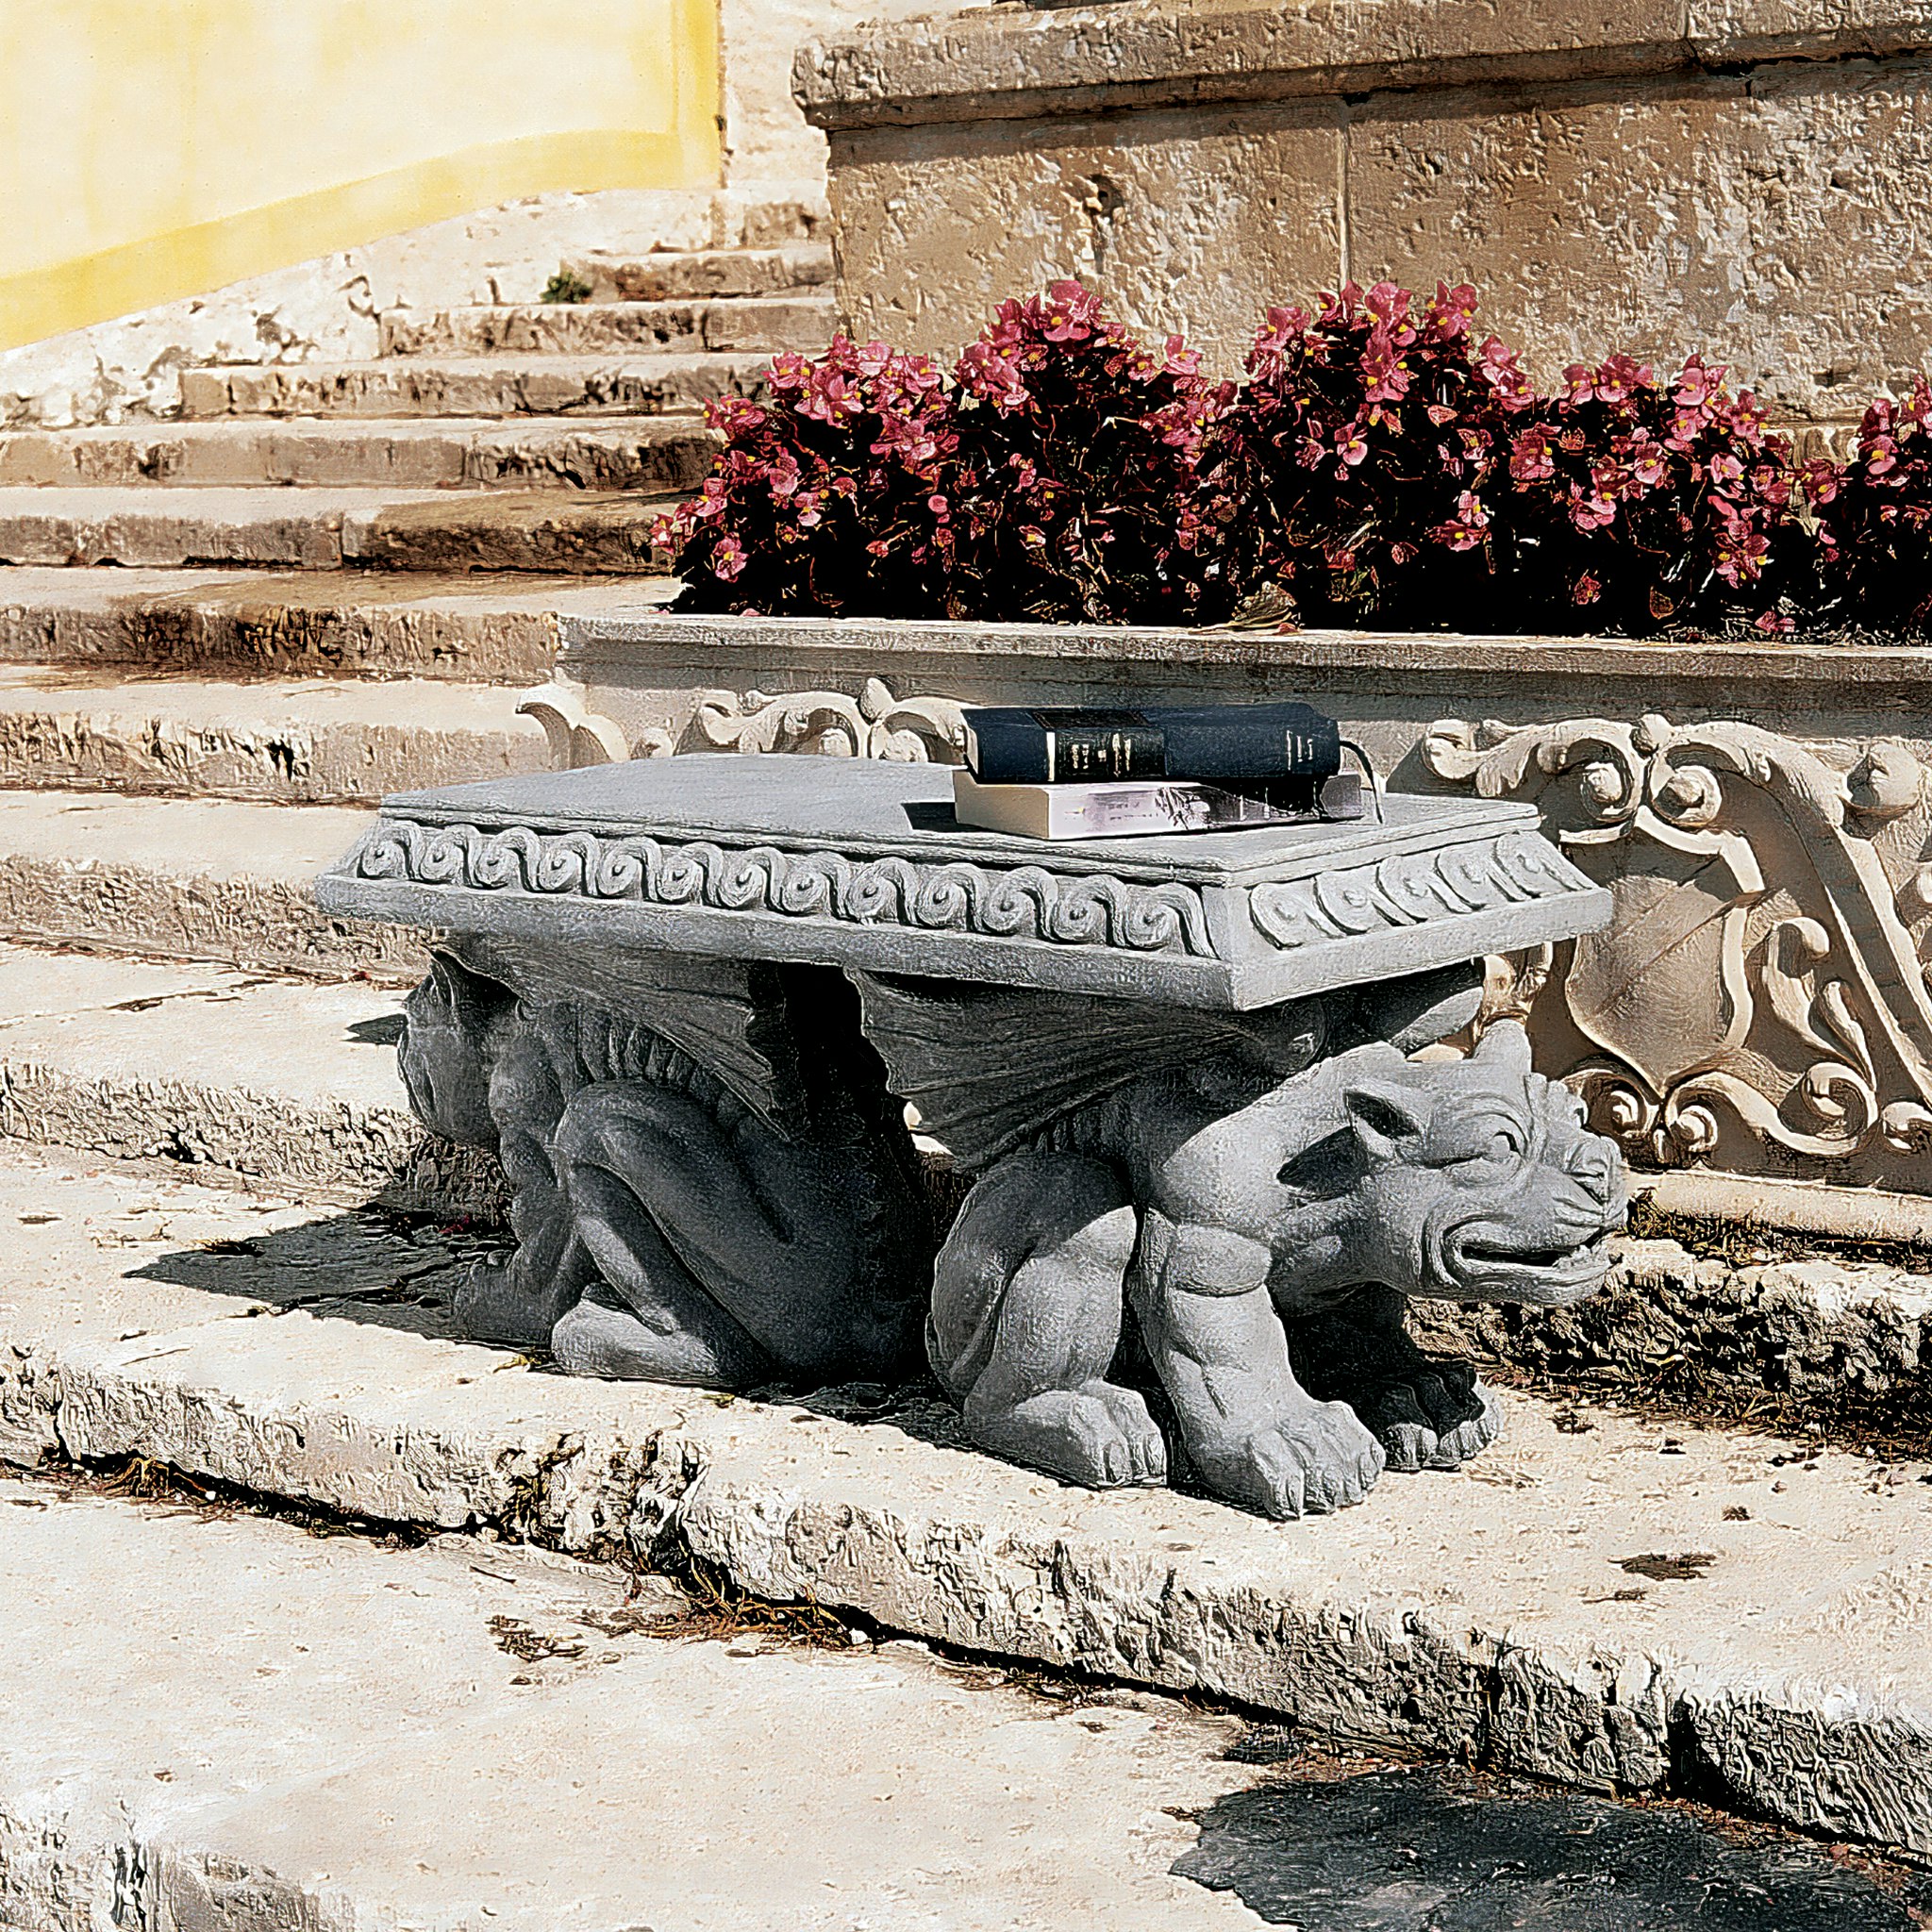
[0,1132,1929,1863]
[0,789,420,980]
[181,353,771,421]
[562,241,836,300]
[0,563,677,681]
[0,414,716,491]
[0,486,681,573]
[0,941,463,1202]
[379,292,836,358]
[0,669,548,803]
[0,1438,1235,1932]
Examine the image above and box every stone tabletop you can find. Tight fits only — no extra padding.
[316,755,1610,1009]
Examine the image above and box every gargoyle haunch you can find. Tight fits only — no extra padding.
[394,945,1624,1521]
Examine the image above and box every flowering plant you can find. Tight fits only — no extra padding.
[1494,352,1813,634]
[1207,279,1524,625]
[938,280,1234,624]
[661,282,1232,625]
[652,335,957,617]
[1811,378,1932,635]
[656,274,1926,641]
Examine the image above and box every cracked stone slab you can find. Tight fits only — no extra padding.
[180,353,772,421]
[0,1474,1256,1932]
[1,1143,1929,1857]
[0,414,715,492]
[0,944,497,1213]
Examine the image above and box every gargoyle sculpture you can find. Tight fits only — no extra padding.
[398,943,934,1387]
[858,964,1625,1519]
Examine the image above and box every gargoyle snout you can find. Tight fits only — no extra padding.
[1565,1136,1624,1218]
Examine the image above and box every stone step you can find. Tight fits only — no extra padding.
[180,353,770,421]
[379,293,837,358]
[0,1136,1929,1864]
[0,791,421,980]
[0,947,485,1209]
[561,242,836,302]
[0,487,678,573]
[0,565,675,683]
[0,1454,1252,1932]
[0,415,716,492]
[0,671,547,804]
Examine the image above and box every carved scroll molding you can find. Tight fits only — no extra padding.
[693,678,968,764]
[517,677,969,772]
[348,820,1214,957]
[1424,711,1932,1184]
[1251,832,1596,950]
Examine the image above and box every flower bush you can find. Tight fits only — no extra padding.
[1812,378,1932,635]
[657,274,1929,640]
[656,281,1231,625]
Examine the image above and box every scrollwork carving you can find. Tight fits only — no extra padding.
[694,676,968,764]
[1424,711,1932,1186]
[348,819,1214,957]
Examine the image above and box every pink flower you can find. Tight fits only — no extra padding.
[1041,279,1103,343]
[1335,423,1371,467]
[1510,427,1557,483]
[711,535,748,582]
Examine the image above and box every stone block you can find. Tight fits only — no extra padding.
[830,102,1342,365]
[1345,61,1932,421]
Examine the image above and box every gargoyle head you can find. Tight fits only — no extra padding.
[398,954,513,1151]
[1338,1021,1624,1307]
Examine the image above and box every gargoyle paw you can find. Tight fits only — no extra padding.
[1357,1371,1499,1472]
[966,1382,1168,1491]
[1207,1400,1386,1520]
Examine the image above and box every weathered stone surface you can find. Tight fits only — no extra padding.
[180,353,771,422]
[0,1472,1252,1932]
[1347,59,1932,421]
[1419,1235,1932,1422]
[319,755,1608,1009]
[378,294,837,358]
[0,946,491,1212]
[827,103,1341,366]
[1,1142,1929,1854]
[800,0,1932,415]
[0,415,716,491]
[561,242,836,302]
[340,491,675,575]
[0,672,546,803]
[0,485,454,570]
[0,566,675,683]
[0,792,424,980]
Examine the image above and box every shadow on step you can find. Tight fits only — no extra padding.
[131,1199,515,1347]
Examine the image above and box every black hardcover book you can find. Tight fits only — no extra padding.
[962,702,1342,786]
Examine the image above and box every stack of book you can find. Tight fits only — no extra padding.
[954,703,1367,841]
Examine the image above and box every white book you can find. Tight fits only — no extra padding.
[952,769,1362,841]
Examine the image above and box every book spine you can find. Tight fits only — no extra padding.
[963,705,1341,785]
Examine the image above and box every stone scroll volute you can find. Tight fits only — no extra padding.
[1424,712,1932,1190]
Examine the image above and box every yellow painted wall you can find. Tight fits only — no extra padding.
[0,0,723,349]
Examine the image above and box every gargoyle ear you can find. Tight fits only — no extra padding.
[1473,1020,1533,1077]
[1341,1078,1432,1162]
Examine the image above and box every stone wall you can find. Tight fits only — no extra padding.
[797,0,1932,432]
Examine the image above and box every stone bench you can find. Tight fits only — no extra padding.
[319,755,1624,1519]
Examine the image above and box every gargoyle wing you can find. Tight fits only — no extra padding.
[448,935,845,1135]
[852,972,1334,1169]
